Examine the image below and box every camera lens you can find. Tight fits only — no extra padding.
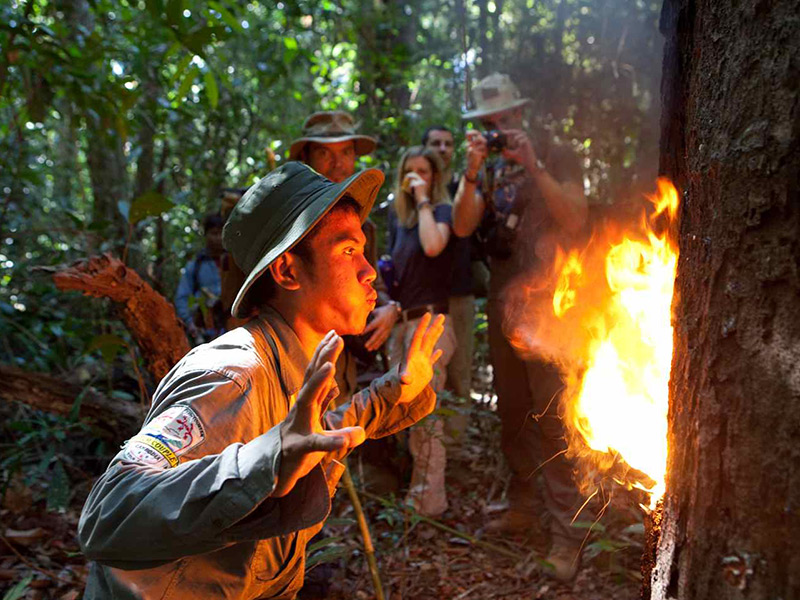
[486,130,507,153]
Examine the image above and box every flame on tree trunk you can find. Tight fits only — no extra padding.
[507,180,679,511]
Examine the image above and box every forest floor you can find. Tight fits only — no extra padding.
[299,394,646,600]
[1,384,646,600]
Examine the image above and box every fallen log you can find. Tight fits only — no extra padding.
[0,365,143,434]
[52,254,190,382]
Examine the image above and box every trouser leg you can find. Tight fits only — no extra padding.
[395,316,457,516]
[487,299,541,510]
[488,299,583,536]
[522,359,584,542]
[446,294,474,400]
[445,295,475,443]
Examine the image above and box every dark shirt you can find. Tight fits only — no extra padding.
[446,172,474,298]
[483,140,582,301]
[390,203,455,310]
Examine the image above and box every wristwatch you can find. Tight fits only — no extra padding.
[387,300,402,316]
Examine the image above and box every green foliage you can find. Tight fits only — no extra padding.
[1,407,99,513]
[3,575,33,600]
[0,0,662,515]
[305,534,350,568]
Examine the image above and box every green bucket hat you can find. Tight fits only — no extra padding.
[222,161,384,317]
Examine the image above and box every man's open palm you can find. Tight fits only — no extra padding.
[399,313,445,402]
[274,333,365,497]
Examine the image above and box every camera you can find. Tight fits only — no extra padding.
[485,130,507,153]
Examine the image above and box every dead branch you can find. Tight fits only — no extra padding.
[0,364,143,434]
[52,253,190,381]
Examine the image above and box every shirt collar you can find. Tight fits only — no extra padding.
[253,306,307,397]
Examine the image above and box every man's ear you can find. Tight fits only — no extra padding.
[268,253,301,291]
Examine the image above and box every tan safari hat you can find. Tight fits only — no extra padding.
[289,111,377,160]
[462,73,532,120]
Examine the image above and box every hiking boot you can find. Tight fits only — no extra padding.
[484,509,539,535]
[543,536,582,582]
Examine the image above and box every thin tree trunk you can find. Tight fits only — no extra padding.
[53,100,78,203]
[476,0,490,77]
[648,1,800,598]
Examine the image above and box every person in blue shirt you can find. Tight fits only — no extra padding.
[387,146,458,516]
[175,213,225,344]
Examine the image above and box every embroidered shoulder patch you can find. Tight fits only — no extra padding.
[121,405,206,468]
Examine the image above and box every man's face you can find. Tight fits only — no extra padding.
[294,208,377,335]
[306,141,357,183]
[206,227,223,257]
[480,107,523,132]
[425,129,454,170]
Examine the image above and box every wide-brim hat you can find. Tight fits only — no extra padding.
[289,111,377,160]
[222,161,384,317]
[462,72,532,120]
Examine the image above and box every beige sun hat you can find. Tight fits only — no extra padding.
[462,73,532,120]
[289,111,377,160]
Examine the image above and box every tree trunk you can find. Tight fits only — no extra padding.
[649,1,800,598]
[0,365,143,435]
[59,0,128,245]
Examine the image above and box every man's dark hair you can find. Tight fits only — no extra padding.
[203,213,225,234]
[421,125,453,147]
[244,195,363,312]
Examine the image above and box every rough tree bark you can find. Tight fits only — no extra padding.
[53,254,191,382]
[649,0,800,598]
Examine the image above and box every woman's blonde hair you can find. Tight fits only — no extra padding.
[393,146,450,228]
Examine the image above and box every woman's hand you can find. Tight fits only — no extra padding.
[403,172,431,206]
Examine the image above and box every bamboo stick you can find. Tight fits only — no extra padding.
[342,464,385,600]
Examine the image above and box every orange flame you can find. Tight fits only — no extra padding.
[509,179,679,510]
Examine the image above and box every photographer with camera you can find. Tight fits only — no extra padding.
[387,146,458,517]
[453,73,588,581]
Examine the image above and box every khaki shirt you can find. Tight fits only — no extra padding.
[78,306,435,599]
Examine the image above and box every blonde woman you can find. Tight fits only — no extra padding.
[387,146,458,517]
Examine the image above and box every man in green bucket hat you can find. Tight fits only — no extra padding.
[78,162,445,599]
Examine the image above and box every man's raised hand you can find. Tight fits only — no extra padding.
[398,313,445,402]
[303,329,344,413]
[274,334,364,497]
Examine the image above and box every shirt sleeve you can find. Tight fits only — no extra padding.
[78,369,330,570]
[323,368,436,447]
[433,203,453,227]
[174,260,196,324]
